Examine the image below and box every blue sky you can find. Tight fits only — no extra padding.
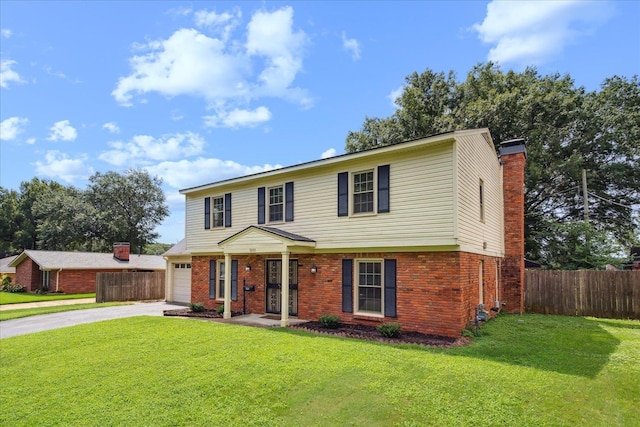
[1,1,639,244]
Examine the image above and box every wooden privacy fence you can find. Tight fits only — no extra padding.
[525,270,639,319]
[96,272,165,303]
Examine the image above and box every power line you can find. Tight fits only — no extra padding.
[588,191,634,209]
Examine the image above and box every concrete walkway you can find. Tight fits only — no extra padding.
[0,298,96,311]
[0,301,186,339]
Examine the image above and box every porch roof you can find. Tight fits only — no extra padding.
[218,226,316,254]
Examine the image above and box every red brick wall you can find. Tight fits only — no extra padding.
[15,257,41,292]
[57,269,125,293]
[191,251,501,338]
[501,150,526,313]
[13,256,141,294]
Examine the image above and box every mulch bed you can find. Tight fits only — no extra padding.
[163,309,468,348]
[164,308,229,318]
[290,321,467,348]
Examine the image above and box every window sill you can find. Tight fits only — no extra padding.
[350,212,377,218]
[353,313,384,322]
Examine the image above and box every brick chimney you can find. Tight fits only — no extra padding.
[499,139,526,313]
[113,242,130,262]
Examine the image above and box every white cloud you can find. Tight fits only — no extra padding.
[194,8,241,41]
[26,138,36,145]
[146,158,282,189]
[113,6,311,124]
[0,117,28,140]
[388,85,404,109]
[102,121,120,134]
[112,28,251,107]
[1,60,25,88]
[204,106,271,128]
[246,7,308,97]
[321,148,337,159]
[473,0,611,65]
[341,32,361,61]
[47,120,77,141]
[99,132,206,166]
[1,29,12,38]
[34,150,93,183]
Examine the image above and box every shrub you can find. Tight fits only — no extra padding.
[318,314,341,329]
[1,275,12,287]
[2,283,26,293]
[377,322,401,338]
[215,304,225,315]
[35,285,50,294]
[189,302,205,313]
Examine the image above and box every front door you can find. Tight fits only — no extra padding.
[266,259,298,316]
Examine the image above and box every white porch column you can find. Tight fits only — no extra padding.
[223,253,232,319]
[280,251,290,327]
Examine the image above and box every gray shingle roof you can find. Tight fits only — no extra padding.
[163,239,190,256]
[0,255,17,274]
[10,250,165,271]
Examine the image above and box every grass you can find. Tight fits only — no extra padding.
[1,314,638,426]
[0,302,130,321]
[0,291,95,304]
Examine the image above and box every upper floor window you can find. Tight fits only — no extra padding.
[205,193,231,229]
[213,196,224,228]
[338,165,389,217]
[353,170,374,214]
[479,179,485,222]
[269,186,284,222]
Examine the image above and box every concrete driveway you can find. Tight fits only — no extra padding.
[0,301,186,339]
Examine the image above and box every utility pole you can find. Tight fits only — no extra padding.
[582,169,589,223]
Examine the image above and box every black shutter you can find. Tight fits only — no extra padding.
[209,260,216,299]
[225,193,232,228]
[337,172,349,217]
[384,259,397,317]
[258,187,266,224]
[285,181,294,222]
[342,259,353,313]
[204,197,211,229]
[378,165,390,213]
[231,260,238,301]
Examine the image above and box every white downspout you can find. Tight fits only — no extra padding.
[56,269,62,292]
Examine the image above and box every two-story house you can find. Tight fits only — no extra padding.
[165,128,526,337]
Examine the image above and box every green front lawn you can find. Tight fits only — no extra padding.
[0,291,95,304]
[1,314,638,426]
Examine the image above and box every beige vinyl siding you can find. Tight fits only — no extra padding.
[454,133,504,256]
[184,140,457,253]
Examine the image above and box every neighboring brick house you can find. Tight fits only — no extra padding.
[10,243,165,293]
[165,129,526,338]
[0,255,17,284]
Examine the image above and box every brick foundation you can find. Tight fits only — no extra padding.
[191,251,501,338]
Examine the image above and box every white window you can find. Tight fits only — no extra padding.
[479,179,485,222]
[216,260,225,300]
[355,259,383,315]
[352,171,375,214]
[269,186,284,222]
[212,196,224,228]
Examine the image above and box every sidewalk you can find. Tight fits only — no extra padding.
[0,298,96,311]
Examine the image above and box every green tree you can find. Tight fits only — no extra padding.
[345,63,640,268]
[14,178,68,250]
[0,188,22,253]
[86,169,169,251]
[32,185,96,251]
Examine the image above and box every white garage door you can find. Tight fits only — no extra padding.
[172,263,191,303]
